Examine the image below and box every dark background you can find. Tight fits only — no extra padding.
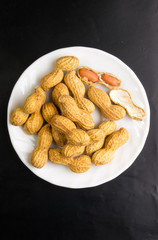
[1,0,158,239]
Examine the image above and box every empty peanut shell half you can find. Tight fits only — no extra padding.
[77,66,121,89]
[109,89,145,121]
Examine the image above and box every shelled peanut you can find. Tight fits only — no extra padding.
[77,66,121,89]
[77,67,99,84]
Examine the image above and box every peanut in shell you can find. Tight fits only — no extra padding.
[61,144,85,158]
[55,56,79,71]
[52,83,69,108]
[68,155,91,173]
[87,86,126,121]
[92,128,129,165]
[58,95,94,130]
[40,68,64,91]
[85,121,117,156]
[23,86,46,114]
[42,102,58,124]
[31,124,53,168]
[24,110,44,135]
[64,70,95,113]
[10,107,29,126]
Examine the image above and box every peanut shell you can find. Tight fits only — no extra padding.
[98,120,117,135]
[55,56,79,71]
[58,95,94,130]
[40,68,64,91]
[51,127,67,147]
[109,88,145,121]
[31,124,53,168]
[37,124,53,149]
[31,147,48,168]
[68,155,91,173]
[42,102,58,124]
[10,107,29,126]
[49,148,72,166]
[51,115,76,135]
[85,121,117,156]
[87,86,126,121]
[23,111,44,135]
[23,86,46,114]
[67,129,90,146]
[64,70,95,113]
[92,128,129,165]
[52,83,69,108]
[61,144,85,158]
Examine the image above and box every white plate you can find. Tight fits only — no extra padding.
[7,46,150,188]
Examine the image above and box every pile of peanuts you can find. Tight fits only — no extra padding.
[10,56,135,173]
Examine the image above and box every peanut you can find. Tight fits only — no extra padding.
[40,68,64,91]
[87,87,126,121]
[61,144,85,158]
[52,83,69,108]
[55,56,79,71]
[85,129,105,156]
[109,89,145,121]
[23,86,46,114]
[64,70,95,113]
[42,102,58,124]
[23,110,44,135]
[77,67,99,83]
[49,148,91,173]
[10,107,29,126]
[86,121,117,155]
[92,128,129,165]
[68,155,91,173]
[58,95,94,130]
[77,67,121,89]
[49,148,72,166]
[51,114,76,133]
[31,124,53,168]
[51,115,90,146]
[41,101,67,146]
[51,128,67,147]
[100,73,121,87]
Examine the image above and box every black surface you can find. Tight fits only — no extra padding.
[1,0,158,239]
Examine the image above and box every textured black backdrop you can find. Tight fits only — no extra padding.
[1,0,158,239]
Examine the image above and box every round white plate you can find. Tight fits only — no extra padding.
[7,46,150,188]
